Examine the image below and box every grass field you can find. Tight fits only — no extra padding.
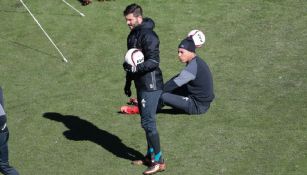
[0,0,306,174]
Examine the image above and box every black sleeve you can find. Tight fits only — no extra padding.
[125,72,134,88]
[136,32,160,73]
[0,87,3,107]
[0,88,7,128]
[163,80,179,92]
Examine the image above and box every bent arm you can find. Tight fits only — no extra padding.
[137,33,160,73]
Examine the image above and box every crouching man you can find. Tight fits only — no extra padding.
[161,37,214,115]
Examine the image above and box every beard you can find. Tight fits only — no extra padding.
[129,21,140,30]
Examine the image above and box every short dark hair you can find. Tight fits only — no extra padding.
[123,3,143,17]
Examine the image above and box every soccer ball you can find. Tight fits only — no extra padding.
[187,29,206,48]
[124,48,144,67]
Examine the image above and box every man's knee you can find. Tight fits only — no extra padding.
[160,93,170,103]
[141,122,157,135]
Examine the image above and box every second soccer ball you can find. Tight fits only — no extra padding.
[187,29,206,48]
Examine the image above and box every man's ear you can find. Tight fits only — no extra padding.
[137,16,143,24]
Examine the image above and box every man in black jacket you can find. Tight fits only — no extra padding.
[161,37,214,115]
[122,3,165,175]
[0,87,19,175]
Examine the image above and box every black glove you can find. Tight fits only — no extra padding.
[123,62,137,73]
[124,79,132,97]
[124,85,131,97]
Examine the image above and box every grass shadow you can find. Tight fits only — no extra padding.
[43,112,144,161]
[0,36,58,59]
[158,108,187,115]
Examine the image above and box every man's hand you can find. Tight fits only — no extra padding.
[123,62,137,73]
[124,85,132,97]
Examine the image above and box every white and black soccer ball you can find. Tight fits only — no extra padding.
[124,48,144,67]
[187,29,206,48]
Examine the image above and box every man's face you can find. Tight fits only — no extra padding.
[125,13,142,30]
[178,48,194,63]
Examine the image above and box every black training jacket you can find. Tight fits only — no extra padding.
[125,18,164,91]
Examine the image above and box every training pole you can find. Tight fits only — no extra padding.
[19,0,68,63]
[62,0,85,17]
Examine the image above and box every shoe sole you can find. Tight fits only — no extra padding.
[143,164,166,175]
[131,159,152,166]
[143,170,165,175]
[131,160,144,165]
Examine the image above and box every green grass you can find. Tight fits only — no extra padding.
[0,0,306,174]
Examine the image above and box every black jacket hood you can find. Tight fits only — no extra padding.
[135,17,155,31]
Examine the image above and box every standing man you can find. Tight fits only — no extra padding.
[0,87,19,175]
[161,37,214,115]
[122,3,166,175]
